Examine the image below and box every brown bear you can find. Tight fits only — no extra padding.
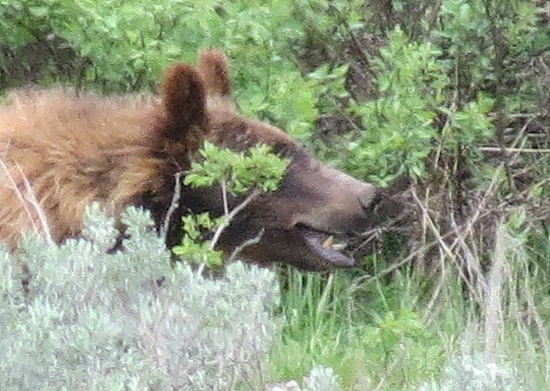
[0,49,383,271]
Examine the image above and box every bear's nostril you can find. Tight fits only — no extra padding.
[358,190,382,215]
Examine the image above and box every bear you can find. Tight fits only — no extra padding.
[0,49,384,271]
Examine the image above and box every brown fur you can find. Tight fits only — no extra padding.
[0,65,206,250]
[198,50,231,97]
[0,49,383,270]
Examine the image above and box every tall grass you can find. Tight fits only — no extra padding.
[270,220,550,391]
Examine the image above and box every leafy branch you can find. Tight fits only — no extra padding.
[173,142,288,268]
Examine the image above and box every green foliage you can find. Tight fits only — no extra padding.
[271,268,444,390]
[305,0,548,189]
[308,63,350,113]
[172,213,225,268]
[1,205,280,390]
[345,26,495,183]
[174,142,288,269]
[347,28,447,181]
[185,141,289,196]
[364,309,428,356]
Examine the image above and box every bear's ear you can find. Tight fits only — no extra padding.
[162,63,207,133]
[198,49,231,97]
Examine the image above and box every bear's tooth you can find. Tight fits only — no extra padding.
[322,235,334,248]
[331,243,347,251]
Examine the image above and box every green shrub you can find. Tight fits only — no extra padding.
[304,365,342,391]
[345,27,495,184]
[174,141,289,269]
[418,354,525,391]
[0,205,280,390]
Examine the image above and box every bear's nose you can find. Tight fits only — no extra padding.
[358,187,382,216]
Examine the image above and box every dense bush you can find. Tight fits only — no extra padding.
[418,354,524,391]
[0,205,280,390]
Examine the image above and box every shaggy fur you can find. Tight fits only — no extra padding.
[0,64,206,250]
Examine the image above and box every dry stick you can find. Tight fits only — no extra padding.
[480,114,533,155]
[0,157,43,239]
[439,61,527,283]
[356,168,503,294]
[195,188,262,276]
[18,170,54,245]
[352,211,409,256]
[160,171,183,240]
[374,191,506,390]
[421,249,448,326]
[432,62,459,171]
[350,227,461,291]
[411,189,487,316]
[418,186,431,270]
[489,112,548,119]
[419,63,458,272]
[209,189,260,251]
[221,179,229,216]
[508,117,533,151]
[446,163,503,244]
[421,159,529,338]
[355,209,498,288]
[227,231,264,264]
[165,170,263,274]
[420,71,532,315]
[410,190,462,273]
[480,146,550,154]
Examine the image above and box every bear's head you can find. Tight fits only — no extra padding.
[163,50,384,271]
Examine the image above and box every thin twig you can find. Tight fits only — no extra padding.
[209,190,261,251]
[480,146,550,154]
[227,230,264,264]
[17,168,54,245]
[221,178,229,217]
[352,170,503,290]
[161,171,183,240]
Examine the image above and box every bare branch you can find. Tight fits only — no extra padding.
[227,229,264,264]
[160,171,183,240]
[209,189,261,251]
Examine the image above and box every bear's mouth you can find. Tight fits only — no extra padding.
[297,225,355,267]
